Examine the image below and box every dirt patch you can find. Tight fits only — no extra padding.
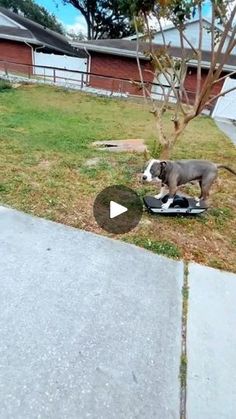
[85,157,101,167]
[37,160,53,170]
[12,83,22,89]
[92,139,147,153]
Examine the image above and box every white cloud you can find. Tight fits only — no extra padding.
[65,15,87,36]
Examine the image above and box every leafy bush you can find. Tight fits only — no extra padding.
[0,79,12,91]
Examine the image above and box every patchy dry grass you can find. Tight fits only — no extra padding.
[0,85,235,271]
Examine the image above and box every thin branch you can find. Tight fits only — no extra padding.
[144,69,169,103]
[213,70,236,85]
[141,84,169,147]
[143,11,153,53]
[194,3,203,108]
[156,15,166,46]
[178,29,198,55]
[178,25,190,105]
[212,20,236,80]
[205,85,236,107]
[211,3,215,54]
[213,4,236,64]
[152,54,187,115]
[197,3,236,110]
[134,16,146,102]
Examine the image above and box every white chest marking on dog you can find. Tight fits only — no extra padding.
[143,159,160,182]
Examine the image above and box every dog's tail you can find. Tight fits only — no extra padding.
[217,164,236,176]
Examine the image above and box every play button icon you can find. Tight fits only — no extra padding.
[93,185,143,234]
[110,201,127,219]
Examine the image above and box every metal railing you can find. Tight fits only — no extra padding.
[0,59,215,110]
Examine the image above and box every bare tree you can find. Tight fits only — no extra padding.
[133,0,236,158]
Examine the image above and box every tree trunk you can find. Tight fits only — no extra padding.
[158,115,193,160]
[87,17,92,39]
[159,143,171,159]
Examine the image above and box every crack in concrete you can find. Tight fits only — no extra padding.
[180,262,189,419]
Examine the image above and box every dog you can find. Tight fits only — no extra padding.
[142,159,236,209]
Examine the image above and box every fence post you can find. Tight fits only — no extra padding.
[81,73,84,89]
[121,80,124,96]
[4,62,8,77]
[53,68,56,84]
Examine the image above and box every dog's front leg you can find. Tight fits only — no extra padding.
[161,196,174,209]
[154,184,168,199]
[161,183,177,209]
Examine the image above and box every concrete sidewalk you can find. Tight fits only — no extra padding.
[187,264,236,419]
[0,206,236,419]
[0,206,183,419]
[215,118,236,145]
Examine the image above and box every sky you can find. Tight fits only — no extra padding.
[34,0,224,36]
[35,0,87,34]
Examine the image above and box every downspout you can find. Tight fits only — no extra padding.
[24,41,35,72]
[24,42,44,76]
[84,47,91,85]
[34,44,45,69]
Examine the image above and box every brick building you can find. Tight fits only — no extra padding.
[72,39,154,96]
[0,7,86,75]
[72,39,236,107]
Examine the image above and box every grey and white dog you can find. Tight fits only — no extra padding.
[142,159,236,209]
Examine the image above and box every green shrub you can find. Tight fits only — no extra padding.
[0,79,12,91]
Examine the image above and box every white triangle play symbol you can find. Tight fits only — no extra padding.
[110,201,128,219]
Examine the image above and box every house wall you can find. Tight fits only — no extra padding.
[153,20,236,54]
[184,67,225,106]
[153,21,213,50]
[212,77,236,119]
[0,39,33,74]
[34,52,87,84]
[89,52,154,95]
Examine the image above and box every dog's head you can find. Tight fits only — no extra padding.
[142,159,167,182]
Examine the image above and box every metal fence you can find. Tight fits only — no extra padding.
[0,59,214,110]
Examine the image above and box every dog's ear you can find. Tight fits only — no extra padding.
[160,160,167,167]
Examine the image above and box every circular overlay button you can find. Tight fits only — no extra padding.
[93,185,143,234]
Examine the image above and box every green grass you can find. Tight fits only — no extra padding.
[123,237,181,258]
[0,84,236,271]
[180,354,187,388]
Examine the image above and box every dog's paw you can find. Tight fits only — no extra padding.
[161,202,170,209]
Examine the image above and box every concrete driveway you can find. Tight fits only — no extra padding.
[0,205,236,418]
[214,118,236,145]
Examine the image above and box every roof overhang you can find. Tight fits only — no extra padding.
[0,33,39,44]
[72,41,235,71]
[187,59,235,72]
[71,42,148,60]
[0,34,82,56]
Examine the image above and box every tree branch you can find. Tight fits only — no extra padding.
[178,24,190,105]
[194,3,203,108]
[205,85,236,107]
[196,3,236,111]
[134,16,146,101]
[213,70,236,85]
[177,29,198,55]
[156,15,166,46]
